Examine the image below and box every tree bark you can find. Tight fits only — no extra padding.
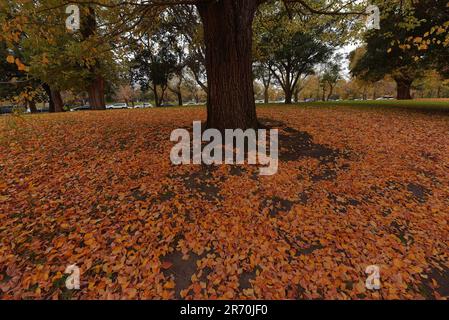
[42,83,54,112]
[395,78,413,100]
[82,7,106,110]
[168,74,184,106]
[293,88,299,103]
[28,100,37,113]
[42,83,64,112]
[263,86,269,104]
[261,67,271,104]
[327,85,334,101]
[51,89,64,112]
[88,75,106,110]
[177,91,183,106]
[197,0,258,131]
[284,88,293,104]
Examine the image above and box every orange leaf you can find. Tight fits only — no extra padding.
[161,261,173,270]
[193,283,202,295]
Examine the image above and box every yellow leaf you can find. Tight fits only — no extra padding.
[6,55,15,64]
[164,281,175,289]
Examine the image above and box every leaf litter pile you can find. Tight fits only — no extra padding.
[0,106,448,300]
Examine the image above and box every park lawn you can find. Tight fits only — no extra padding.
[294,99,449,112]
[0,105,448,299]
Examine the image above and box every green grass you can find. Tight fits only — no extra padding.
[295,99,449,111]
[254,99,449,113]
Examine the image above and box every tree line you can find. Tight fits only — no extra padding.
[1,1,448,128]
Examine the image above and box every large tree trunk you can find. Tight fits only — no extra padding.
[82,6,106,110]
[395,78,413,100]
[197,0,258,131]
[88,75,106,110]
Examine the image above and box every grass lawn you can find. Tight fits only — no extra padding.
[0,105,448,299]
[293,99,449,112]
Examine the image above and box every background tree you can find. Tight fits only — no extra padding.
[1,1,118,111]
[398,0,449,78]
[253,62,273,104]
[115,84,138,107]
[254,3,354,104]
[131,32,177,107]
[350,1,436,100]
[4,0,365,129]
[320,55,343,101]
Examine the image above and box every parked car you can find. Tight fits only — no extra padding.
[377,96,395,100]
[0,105,14,115]
[134,103,153,109]
[70,105,92,112]
[184,101,198,106]
[160,102,175,107]
[106,103,128,109]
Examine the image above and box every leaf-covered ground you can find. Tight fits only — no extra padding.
[0,105,448,300]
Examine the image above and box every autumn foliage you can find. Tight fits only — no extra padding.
[0,106,448,299]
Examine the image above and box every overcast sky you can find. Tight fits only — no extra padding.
[338,42,360,79]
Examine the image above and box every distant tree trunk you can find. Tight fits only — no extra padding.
[88,75,106,110]
[394,78,413,100]
[261,67,271,104]
[362,86,367,100]
[28,100,37,113]
[327,85,334,101]
[372,83,378,100]
[42,83,54,112]
[42,83,64,112]
[177,91,183,106]
[51,90,64,112]
[48,101,55,113]
[284,87,293,104]
[168,74,184,106]
[160,85,168,105]
[197,0,258,131]
[293,88,299,103]
[264,86,269,104]
[152,83,160,107]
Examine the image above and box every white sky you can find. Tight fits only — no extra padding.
[338,42,360,79]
